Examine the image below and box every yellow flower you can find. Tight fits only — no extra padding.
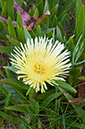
[10,37,71,93]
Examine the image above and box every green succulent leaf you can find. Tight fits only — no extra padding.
[23,26,31,42]
[17,11,22,28]
[68,36,74,53]
[56,26,63,42]
[76,5,84,37]
[53,15,58,27]
[54,80,77,93]
[3,66,18,73]
[5,104,32,113]
[60,13,67,25]
[17,25,25,43]
[43,0,49,13]
[75,0,82,25]
[32,5,36,16]
[50,4,59,18]
[1,1,8,17]
[36,0,43,16]
[6,34,20,46]
[0,18,8,31]
[0,78,29,90]
[33,8,39,18]
[32,99,39,114]
[8,17,17,40]
[8,0,14,20]
[36,25,42,36]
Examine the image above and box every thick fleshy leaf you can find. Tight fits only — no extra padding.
[0,18,8,31]
[0,78,29,90]
[75,42,84,63]
[36,0,43,16]
[72,35,84,65]
[5,104,32,113]
[17,11,22,27]
[61,13,67,25]
[8,17,17,40]
[56,26,63,42]
[76,5,84,37]
[43,0,49,28]
[6,34,20,46]
[75,0,82,22]
[33,7,39,19]
[8,0,14,20]
[1,1,8,17]
[58,22,67,39]
[23,26,31,42]
[41,92,63,107]
[44,0,49,13]
[50,4,59,18]
[3,66,18,73]
[36,25,41,36]
[17,25,25,43]
[54,80,77,93]
[68,36,74,53]
[0,15,17,27]
[53,15,58,27]
[47,31,52,38]
[72,35,82,63]
[32,5,36,16]
[0,0,5,8]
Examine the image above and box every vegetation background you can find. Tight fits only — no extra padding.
[0,0,85,128]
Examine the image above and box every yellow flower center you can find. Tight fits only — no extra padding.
[34,63,45,74]
[31,59,49,77]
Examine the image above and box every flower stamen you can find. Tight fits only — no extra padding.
[34,63,45,74]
